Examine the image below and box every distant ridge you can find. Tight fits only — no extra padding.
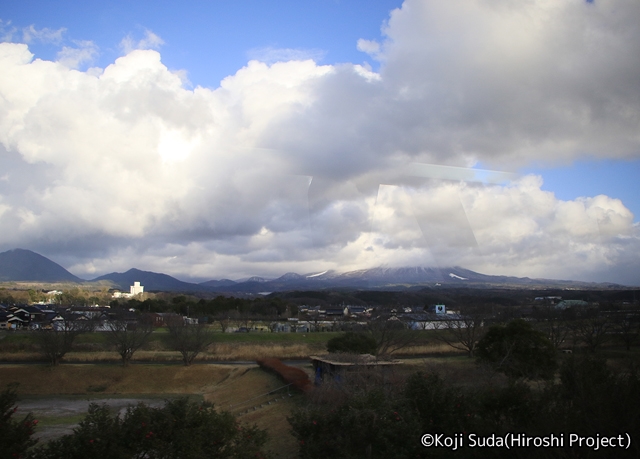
[198,278,237,288]
[198,266,625,293]
[92,268,208,292]
[0,248,83,283]
[0,249,626,292]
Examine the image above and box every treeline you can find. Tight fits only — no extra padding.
[290,356,640,458]
[113,295,293,320]
[0,287,112,307]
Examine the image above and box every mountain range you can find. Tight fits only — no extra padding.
[0,248,625,293]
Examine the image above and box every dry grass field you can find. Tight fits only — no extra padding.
[0,330,459,363]
[0,364,232,395]
[204,366,302,458]
[0,330,467,458]
[2,341,637,458]
[0,344,329,363]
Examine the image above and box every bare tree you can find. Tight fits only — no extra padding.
[238,312,253,331]
[614,314,640,351]
[106,313,154,366]
[297,307,325,332]
[475,319,557,381]
[435,305,489,357]
[34,318,94,366]
[214,313,231,333]
[570,312,611,353]
[368,316,422,358]
[166,317,215,365]
[533,305,571,350]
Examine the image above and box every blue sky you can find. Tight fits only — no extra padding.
[1,0,639,285]
[523,159,640,222]
[1,0,401,86]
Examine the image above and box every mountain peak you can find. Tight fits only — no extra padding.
[92,268,207,293]
[0,248,82,282]
[245,276,269,283]
[276,272,305,281]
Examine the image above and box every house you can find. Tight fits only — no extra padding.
[403,311,465,330]
[344,306,369,317]
[323,307,345,318]
[68,306,111,320]
[23,306,46,322]
[8,307,33,324]
[5,315,28,329]
[271,320,313,333]
[150,312,183,327]
[43,290,62,304]
[0,312,10,329]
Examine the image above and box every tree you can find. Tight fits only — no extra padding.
[613,314,640,351]
[570,312,611,353]
[290,361,640,459]
[556,356,640,447]
[289,372,476,459]
[57,289,88,307]
[368,316,421,358]
[106,313,153,366]
[327,332,377,355]
[532,304,571,350]
[476,319,557,380]
[0,288,16,305]
[0,384,38,458]
[29,398,269,459]
[214,313,232,333]
[435,304,489,357]
[166,317,214,366]
[28,289,45,303]
[34,318,94,366]
[289,386,421,459]
[237,311,254,331]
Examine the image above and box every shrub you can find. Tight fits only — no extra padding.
[476,319,556,380]
[326,332,377,355]
[0,384,38,459]
[289,388,422,459]
[291,360,640,459]
[256,358,312,393]
[29,398,269,459]
[556,356,640,438]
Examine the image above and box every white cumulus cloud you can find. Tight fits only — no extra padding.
[21,24,66,44]
[120,30,165,54]
[0,0,639,285]
[56,40,98,69]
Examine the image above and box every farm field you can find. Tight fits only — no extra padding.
[0,329,455,363]
[0,326,464,457]
[3,323,640,458]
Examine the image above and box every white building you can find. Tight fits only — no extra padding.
[130,281,144,296]
[112,281,144,299]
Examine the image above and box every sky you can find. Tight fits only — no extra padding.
[0,0,639,285]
